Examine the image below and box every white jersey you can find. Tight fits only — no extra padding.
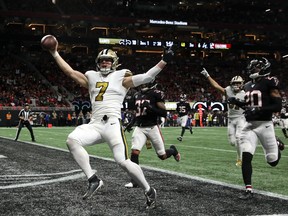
[225,86,245,118]
[85,69,129,121]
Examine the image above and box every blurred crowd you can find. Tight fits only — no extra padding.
[0,54,70,107]
[1,50,288,108]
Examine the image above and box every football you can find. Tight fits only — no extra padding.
[41,35,57,51]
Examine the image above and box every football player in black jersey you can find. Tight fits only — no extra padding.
[15,103,36,142]
[124,82,181,188]
[176,94,193,141]
[228,57,283,200]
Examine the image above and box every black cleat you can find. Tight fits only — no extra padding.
[170,145,181,162]
[145,187,157,209]
[239,190,253,200]
[82,175,104,200]
[276,136,285,151]
[177,136,182,142]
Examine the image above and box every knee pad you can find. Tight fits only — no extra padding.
[267,152,281,167]
[66,135,80,150]
[266,153,278,163]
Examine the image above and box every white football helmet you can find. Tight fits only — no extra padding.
[95,49,119,75]
[230,76,244,92]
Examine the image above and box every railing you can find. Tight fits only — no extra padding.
[0,106,74,111]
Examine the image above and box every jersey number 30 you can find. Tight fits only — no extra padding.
[245,90,262,107]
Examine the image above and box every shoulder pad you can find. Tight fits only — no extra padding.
[124,70,133,77]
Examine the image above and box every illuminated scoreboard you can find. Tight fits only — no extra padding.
[181,42,231,49]
[99,38,231,50]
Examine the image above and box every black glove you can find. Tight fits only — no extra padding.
[227,97,237,104]
[244,107,261,121]
[227,97,247,108]
[162,45,175,63]
[124,125,133,133]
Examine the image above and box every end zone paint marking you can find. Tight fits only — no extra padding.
[0,170,85,189]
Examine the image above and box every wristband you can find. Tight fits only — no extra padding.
[51,51,60,58]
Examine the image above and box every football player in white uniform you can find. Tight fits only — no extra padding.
[201,68,246,167]
[279,97,288,138]
[44,35,175,209]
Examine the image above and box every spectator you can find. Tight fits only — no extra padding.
[6,111,12,127]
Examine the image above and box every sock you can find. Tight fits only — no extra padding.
[181,127,185,136]
[131,153,139,165]
[67,137,94,178]
[165,148,173,158]
[242,152,253,186]
[236,144,242,161]
[120,159,150,191]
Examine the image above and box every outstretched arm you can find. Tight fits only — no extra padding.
[200,68,225,94]
[122,46,175,88]
[42,35,89,89]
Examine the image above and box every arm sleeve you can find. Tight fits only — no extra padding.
[131,65,163,87]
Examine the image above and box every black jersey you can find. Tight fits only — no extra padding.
[176,101,191,117]
[243,76,280,121]
[133,89,165,127]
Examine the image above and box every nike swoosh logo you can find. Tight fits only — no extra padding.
[110,123,116,125]
[265,125,270,128]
